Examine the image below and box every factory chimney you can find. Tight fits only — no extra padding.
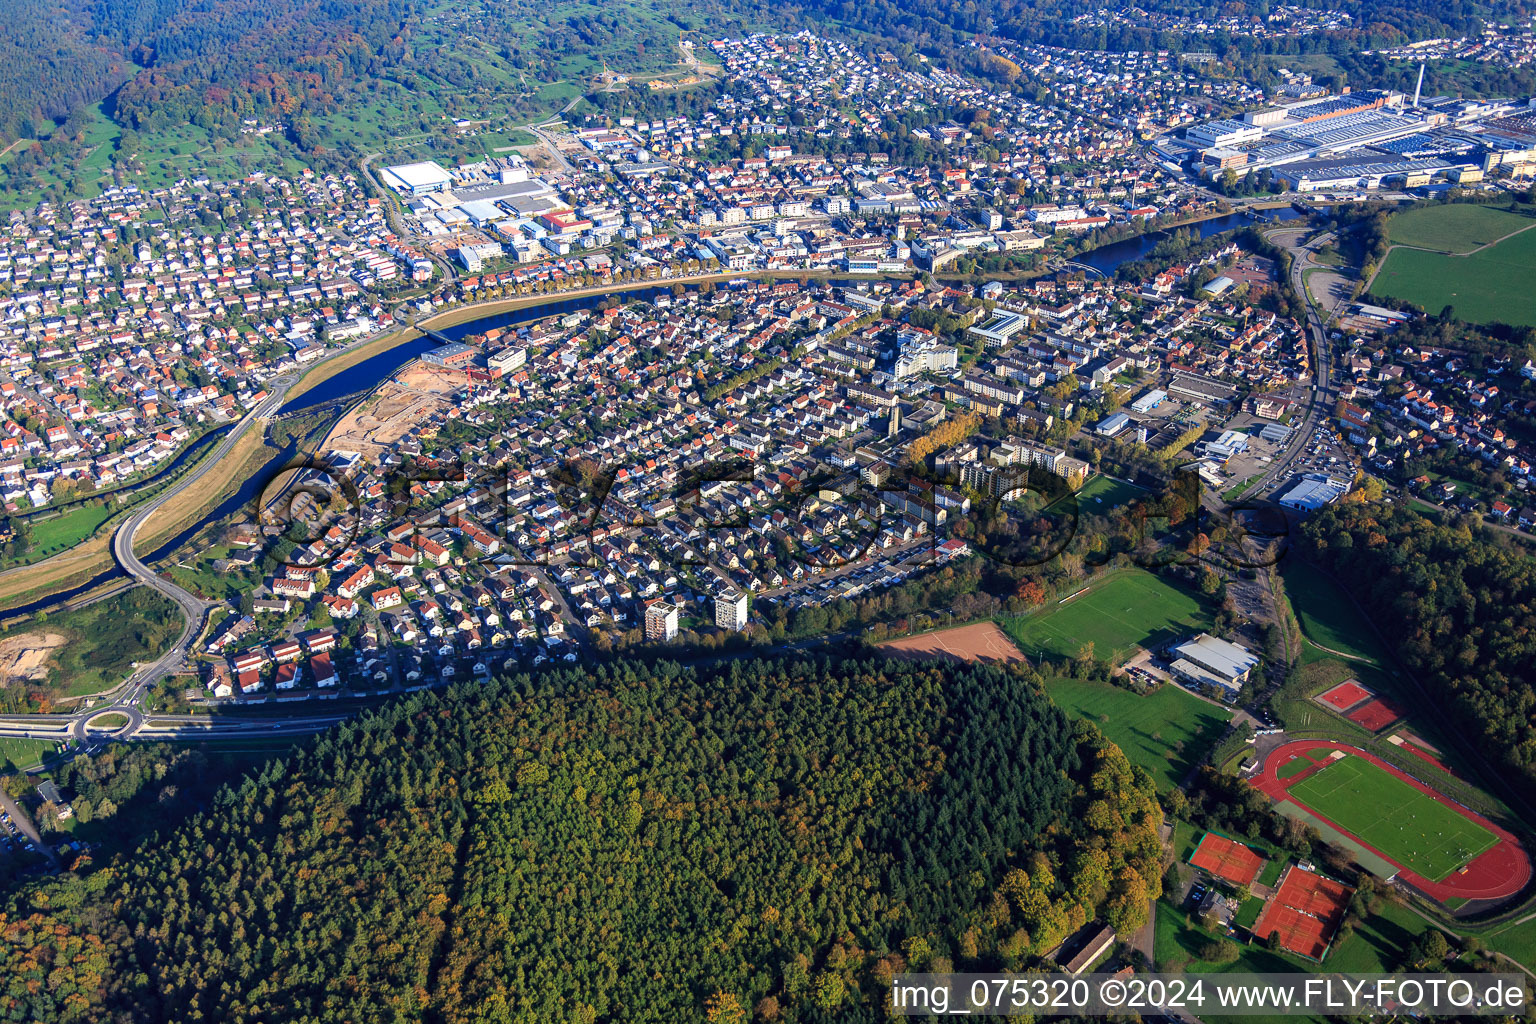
[1413,61,1425,108]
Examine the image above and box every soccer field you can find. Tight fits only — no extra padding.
[1287,755,1497,881]
[999,571,1210,663]
[1044,677,1231,792]
[1075,474,1146,510]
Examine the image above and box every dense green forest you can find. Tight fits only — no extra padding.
[1299,503,1536,803]
[0,655,1162,1022]
[97,0,415,133]
[0,1,129,142]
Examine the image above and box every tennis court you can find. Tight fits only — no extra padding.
[1189,831,1265,887]
[1252,866,1353,960]
[1287,754,1497,881]
[1316,679,1371,711]
[1345,697,1403,732]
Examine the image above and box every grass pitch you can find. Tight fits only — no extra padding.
[1075,474,1146,510]
[1385,203,1535,254]
[1044,677,1232,792]
[1286,755,1497,881]
[999,571,1211,664]
[1372,216,1536,327]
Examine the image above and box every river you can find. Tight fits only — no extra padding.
[1072,207,1304,277]
[276,284,686,416]
[0,285,693,620]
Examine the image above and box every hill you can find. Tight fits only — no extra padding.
[1299,503,1536,806]
[0,655,1163,1022]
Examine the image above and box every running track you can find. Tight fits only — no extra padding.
[1256,740,1530,903]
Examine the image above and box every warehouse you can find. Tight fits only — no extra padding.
[1168,372,1238,407]
[1095,412,1131,437]
[380,161,454,196]
[1278,473,1350,512]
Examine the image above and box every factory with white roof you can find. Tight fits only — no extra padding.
[1157,87,1536,191]
[380,161,455,196]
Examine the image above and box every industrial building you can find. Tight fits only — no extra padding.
[1199,430,1250,463]
[1260,423,1294,445]
[1158,89,1534,193]
[1168,372,1238,407]
[380,161,454,196]
[1279,473,1350,512]
[1130,389,1167,414]
[1095,411,1132,437]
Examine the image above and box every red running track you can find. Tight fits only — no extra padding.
[1255,740,1531,903]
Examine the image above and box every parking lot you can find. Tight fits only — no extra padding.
[1,808,37,858]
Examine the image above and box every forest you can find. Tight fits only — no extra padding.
[1299,503,1536,805]
[0,1,130,143]
[0,654,1163,1022]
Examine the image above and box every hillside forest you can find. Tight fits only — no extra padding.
[0,654,1163,1023]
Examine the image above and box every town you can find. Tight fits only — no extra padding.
[3,2,1536,1017]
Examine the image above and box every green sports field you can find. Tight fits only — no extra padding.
[1384,203,1535,254]
[1372,217,1536,327]
[1044,677,1232,792]
[999,571,1211,663]
[1076,474,1146,510]
[1287,755,1497,881]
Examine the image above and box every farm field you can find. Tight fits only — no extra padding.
[1384,203,1535,253]
[1287,754,1497,881]
[998,570,1212,663]
[1371,222,1536,327]
[1045,677,1232,793]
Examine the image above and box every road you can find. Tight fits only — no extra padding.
[359,152,458,285]
[0,311,439,750]
[101,380,298,714]
[523,121,576,175]
[0,193,1345,774]
[1227,225,1341,502]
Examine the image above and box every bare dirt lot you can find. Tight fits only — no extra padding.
[323,362,463,461]
[0,630,66,683]
[877,621,1027,665]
